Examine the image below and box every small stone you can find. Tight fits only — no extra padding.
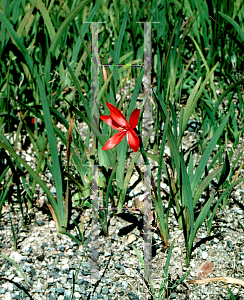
[127,234,137,245]
[9,252,22,263]
[50,270,61,279]
[50,186,56,194]
[64,290,71,298]
[102,287,109,294]
[128,291,140,300]
[56,287,64,295]
[42,282,48,290]
[41,242,48,250]
[95,286,102,294]
[125,268,134,277]
[36,220,45,226]
[61,264,69,271]
[114,262,122,269]
[49,221,56,228]
[25,154,32,162]
[202,251,208,259]
[13,277,23,283]
[227,240,233,252]
[73,292,81,298]
[110,218,116,226]
[35,281,43,292]
[61,277,67,284]
[200,244,206,251]
[36,254,44,261]
[120,268,125,275]
[111,233,118,241]
[59,245,65,252]
[4,293,12,300]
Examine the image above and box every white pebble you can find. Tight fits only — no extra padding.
[50,186,56,193]
[202,251,208,259]
[9,251,22,263]
[49,221,56,228]
[25,154,32,162]
[125,268,134,277]
[4,293,12,300]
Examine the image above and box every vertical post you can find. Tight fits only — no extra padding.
[90,164,100,280]
[142,22,153,282]
[91,22,100,141]
[90,23,100,280]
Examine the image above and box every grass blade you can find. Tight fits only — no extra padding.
[191,113,230,196]
[158,239,175,299]
[0,254,30,286]
[49,0,103,55]
[35,72,64,223]
[0,10,33,72]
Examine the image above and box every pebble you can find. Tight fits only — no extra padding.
[25,153,32,161]
[49,221,56,228]
[9,252,22,263]
[50,186,56,193]
[127,234,137,244]
[124,268,134,277]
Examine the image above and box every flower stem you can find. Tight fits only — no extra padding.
[134,129,158,202]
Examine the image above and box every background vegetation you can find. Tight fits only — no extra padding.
[0,0,243,298]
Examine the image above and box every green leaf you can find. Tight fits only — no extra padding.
[181,154,194,236]
[155,91,181,175]
[193,166,222,207]
[35,0,56,40]
[158,239,175,299]
[113,7,129,94]
[191,113,230,196]
[35,72,64,222]
[17,0,36,37]
[180,77,201,140]
[0,10,33,73]
[218,12,244,42]
[64,99,115,167]
[207,177,244,234]
[216,151,230,190]
[50,0,103,55]
[132,245,156,298]
[0,254,30,286]
[227,286,237,300]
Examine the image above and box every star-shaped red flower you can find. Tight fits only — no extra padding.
[100,102,140,152]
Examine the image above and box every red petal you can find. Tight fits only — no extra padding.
[102,131,127,150]
[127,129,140,152]
[100,115,123,131]
[106,102,129,129]
[129,108,140,129]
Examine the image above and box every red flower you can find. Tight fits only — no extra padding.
[100,102,140,152]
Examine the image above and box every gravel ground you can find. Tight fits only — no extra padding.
[1,186,244,300]
[0,131,244,300]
